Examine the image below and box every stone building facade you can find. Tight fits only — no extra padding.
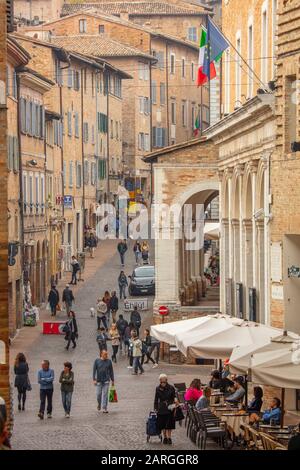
[14,0,64,23]
[269,0,300,334]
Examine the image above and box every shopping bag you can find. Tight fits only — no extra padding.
[46,303,51,311]
[56,303,61,312]
[109,386,118,403]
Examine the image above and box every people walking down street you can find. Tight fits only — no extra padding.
[154,374,178,445]
[130,306,141,337]
[141,329,158,368]
[117,239,128,266]
[116,314,128,354]
[97,299,108,330]
[141,241,150,264]
[93,350,114,413]
[59,362,74,418]
[147,336,161,366]
[118,271,128,300]
[96,327,109,352]
[131,332,144,375]
[38,360,54,419]
[48,285,59,317]
[127,327,136,369]
[86,233,97,258]
[70,256,80,285]
[14,353,30,411]
[133,240,141,265]
[62,284,74,316]
[109,323,120,363]
[64,311,78,350]
[102,291,111,324]
[109,291,119,323]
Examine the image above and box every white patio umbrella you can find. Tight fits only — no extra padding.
[229,331,300,375]
[150,313,231,345]
[175,320,282,360]
[204,223,219,240]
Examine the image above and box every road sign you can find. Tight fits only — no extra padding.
[63,195,73,208]
[158,305,169,316]
[123,298,149,311]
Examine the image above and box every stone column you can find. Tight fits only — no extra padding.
[242,219,253,318]
[220,218,229,314]
[256,219,265,323]
[226,169,234,279]
[249,161,259,288]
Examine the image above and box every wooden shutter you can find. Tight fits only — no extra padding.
[13,136,19,171]
[20,97,26,133]
[152,127,157,147]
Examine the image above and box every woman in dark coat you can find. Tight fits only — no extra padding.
[14,353,30,411]
[48,285,59,317]
[154,374,178,445]
[65,311,78,350]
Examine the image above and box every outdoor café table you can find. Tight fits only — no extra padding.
[221,413,249,442]
[210,393,225,406]
[211,405,239,418]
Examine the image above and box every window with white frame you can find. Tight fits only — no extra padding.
[40,174,45,213]
[29,174,33,213]
[63,161,66,188]
[187,27,197,42]
[224,48,231,114]
[79,19,87,33]
[69,161,73,187]
[23,172,27,213]
[191,62,195,81]
[235,34,242,106]
[261,5,268,84]
[171,100,176,125]
[35,174,39,214]
[248,22,254,99]
[138,62,149,80]
[181,101,187,126]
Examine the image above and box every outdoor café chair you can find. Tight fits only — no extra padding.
[196,410,227,450]
[248,427,263,450]
[260,432,283,451]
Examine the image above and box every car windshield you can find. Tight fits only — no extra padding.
[134,267,154,277]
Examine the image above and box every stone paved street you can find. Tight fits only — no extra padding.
[10,240,214,450]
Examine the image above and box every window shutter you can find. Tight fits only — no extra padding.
[7,135,12,170]
[152,127,156,147]
[41,106,45,138]
[75,112,79,138]
[20,98,26,133]
[68,111,72,136]
[68,68,73,88]
[13,136,19,171]
[152,81,157,104]
[25,100,30,134]
[32,103,37,137]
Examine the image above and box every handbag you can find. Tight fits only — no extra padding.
[26,375,32,392]
[56,303,61,312]
[108,385,118,403]
[174,405,184,422]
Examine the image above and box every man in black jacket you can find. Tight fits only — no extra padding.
[109,291,119,323]
[116,314,128,354]
[62,284,74,316]
[130,306,141,337]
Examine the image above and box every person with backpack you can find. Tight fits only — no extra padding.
[141,329,158,368]
[64,311,78,350]
[117,239,128,266]
[131,332,144,376]
[70,256,80,285]
[48,285,59,317]
[116,314,128,354]
[96,327,109,352]
[130,306,141,337]
[118,271,128,300]
[62,284,74,316]
[96,299,108,330]
[109,291,119,323]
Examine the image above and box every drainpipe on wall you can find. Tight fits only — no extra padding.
[81,68,85,251]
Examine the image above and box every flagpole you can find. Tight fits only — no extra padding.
[209,17,268,90]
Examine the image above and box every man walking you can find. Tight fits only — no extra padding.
[132,332,144,376]
[70,256,80,285]
[130,306,141,337]
[93,350,114,413]
[118,271,128,300]
[87,233,97,258]
[38,360,54,419]
[96,327,109,352]
[97,299,108,330]
[109,291,119,323]
[48,285,59,317]
[117,239,128,266]
[116,314,128,354]
[62,284,74,316]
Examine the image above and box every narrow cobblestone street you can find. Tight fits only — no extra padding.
[10,240,213,450]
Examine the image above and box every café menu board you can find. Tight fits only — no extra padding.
[271,242,282,282]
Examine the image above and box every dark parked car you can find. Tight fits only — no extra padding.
[129,266,155,296]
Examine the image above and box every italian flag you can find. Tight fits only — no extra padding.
[193,112,201,136]
[197,26,216,86]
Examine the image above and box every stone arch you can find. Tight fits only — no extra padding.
[243,169,253,219]
[173,180,220,208]
[231,170,241,220]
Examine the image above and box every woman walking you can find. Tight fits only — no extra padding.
[14,353,30,411]
[141,329,158,368]
[109,323,120,363]
[118,271,128,300]
[133,240,141,265]
[59,362,74,418]
[65,311,78,350]
[48,285,59,317]
[102,291,111,324]
[154,374,178,445]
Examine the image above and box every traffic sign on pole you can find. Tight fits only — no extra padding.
[158,305,169,316]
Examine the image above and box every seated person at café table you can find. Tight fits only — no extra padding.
[247,386,263,413]
[184,379,203,404]
[222,359,231,379]
[209,370,233,393]
[262,397,281,425]
[225,377,245,404]
[196,387,212,411]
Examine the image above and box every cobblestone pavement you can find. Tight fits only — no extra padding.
[10,240,217,451]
